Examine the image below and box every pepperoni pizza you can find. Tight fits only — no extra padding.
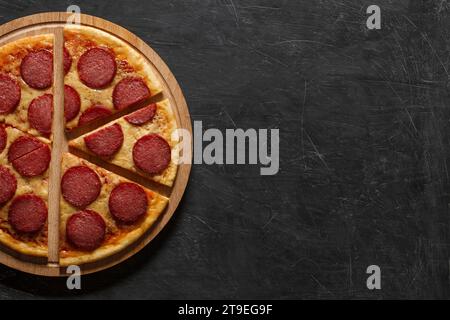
[69,99,178,187]
[0,34,54,140]
[60,153,168,266]
[0,125,50,256]
[0,24,180,266]
[64,25,163,130]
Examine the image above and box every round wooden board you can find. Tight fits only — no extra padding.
[0,12,192,276]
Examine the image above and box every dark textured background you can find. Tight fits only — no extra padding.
[0,0,449,299]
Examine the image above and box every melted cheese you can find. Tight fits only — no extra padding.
[0,34,53,141]
[59,153,168,265]
[0,126,49,256]
[70,99,179,187]
[64,25,163,130]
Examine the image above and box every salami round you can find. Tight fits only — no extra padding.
[63,46,72,75]
[113,77,150,110]
[133,134,171,174]
[78,105,112,127]
[0,74,21,115]
[8,194,47,233]
[78,47,116,89]
[64,85,81,122]
[0,125,6,154]
[20,49,53,89]
[125,103,157,126]
[11,145,51,177]
[109,183,148,224]
[66,210,106,251]
[28,94,53,136]
[84,123,124,158]
[61,166,101,208]
[0,166,17,205]
[8,136,45,162]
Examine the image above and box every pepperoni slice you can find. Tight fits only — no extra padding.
[125,103,157,126]
[0,167,17,205]
[84,124,124,158]
[0,125,6,154]
[28,94,53,136]
[0,74,21,115]
[109,183,148,224]
[9,194,47,233]
[8,136,45,162]
[61,166,101,208]
[66,210,106,251]
[78,47,116,89]
[113,77,150,110]
[64,85,80,122]
[63,46,72,75]
[78,105,112,127]
[21,50,53,89]
[133,134,171,174]
[11,145,51,177]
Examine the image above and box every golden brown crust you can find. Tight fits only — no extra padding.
[64,25,162,130]
[0,228,47,257]
[59,153,168,266]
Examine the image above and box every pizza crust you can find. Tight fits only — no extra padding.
[0,232,47,257]
[64,25,163,130]
[59,153,168,266]
[0,34,53,141]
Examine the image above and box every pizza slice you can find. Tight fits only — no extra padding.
[0,124,51,257]
[69,99,178,187]
[63,25,163,130]
[0,34,54,141]
[59,153,168,266]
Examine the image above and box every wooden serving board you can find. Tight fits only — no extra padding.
[0,12,192,276]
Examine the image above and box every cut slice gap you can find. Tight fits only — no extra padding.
[47,26,65,264]
[69,147,171,198]
[68,99,178,187]
[66,92,164,140]
[1,123,50,146]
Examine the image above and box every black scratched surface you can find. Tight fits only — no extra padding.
[0,0,449,299]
